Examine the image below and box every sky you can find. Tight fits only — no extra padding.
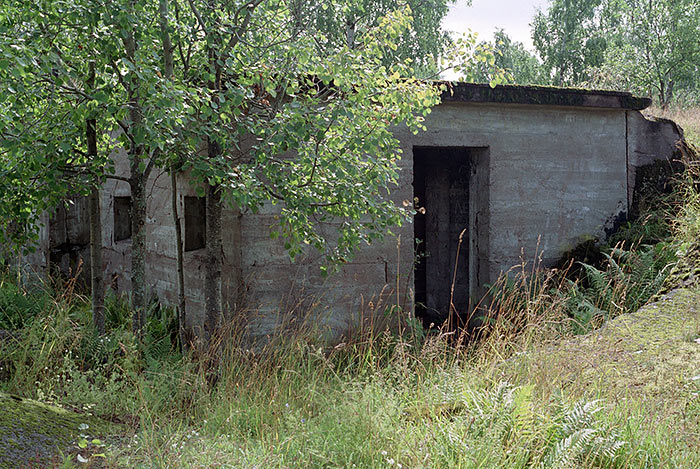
[441,0,550,52]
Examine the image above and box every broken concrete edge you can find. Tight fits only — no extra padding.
[437,82,651,111]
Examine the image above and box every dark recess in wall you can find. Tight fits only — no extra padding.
[113,196,132,242]
[414,147,472,330]
[184,196,206,252]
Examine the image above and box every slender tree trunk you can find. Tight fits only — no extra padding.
[123,14,149,337]
[88,188,104,335]
[86,61,105,335]
[202,43,224,347]
[159,0,187,350]
[130,174,147,335]
[659,79,669,110]
[159,0,173,78]
[665,79,674,110]
[204,154,223,345]
[171,171,187,349]
[345,17,355,49]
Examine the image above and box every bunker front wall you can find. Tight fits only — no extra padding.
[97,154,243,334]
[231,102,665,339]
[395,103,628,298]
[33,100,680,341]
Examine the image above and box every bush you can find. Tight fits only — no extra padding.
[0,277,49,330]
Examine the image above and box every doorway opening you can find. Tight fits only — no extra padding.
[413,146,489,331]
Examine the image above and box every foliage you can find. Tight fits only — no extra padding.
[533,0,700,107]
[531,0,610,86]
[0,0,444,270]
[170,2,442,266]
[0,276,49,329]
[479,29,547,85]
[585,0,700,108]
[442,30,512,87]
[305,0,457,77]
[0,0,116,251]
[560,243,676,332]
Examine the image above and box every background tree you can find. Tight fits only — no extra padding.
[305,0,458,77]
[533,0,700,108]
[585,0,700,108]
[531,0,608,86]
[443,30,512,86]
[461,29,545,85]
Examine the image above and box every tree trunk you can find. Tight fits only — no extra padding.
[86,60,105,335]
[130,174,147,335]
[202,40,224,347]
[123,14,149,337]
[86,109,104,333]
[88,188,104,335]
[345,18,355,49]
[204,169,222,345]
[665,79,674,109]
[159,0,174,78]
[160,0,187,350]
[171,171,187,350]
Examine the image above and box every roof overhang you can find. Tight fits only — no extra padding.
[439,82,651,111]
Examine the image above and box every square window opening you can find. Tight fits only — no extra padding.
[184,196,206,251]
[114,196,132,242]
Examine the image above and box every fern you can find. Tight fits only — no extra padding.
[540,400,626,469]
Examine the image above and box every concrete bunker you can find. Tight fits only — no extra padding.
[413,146,489,330]
[23,83,687,342]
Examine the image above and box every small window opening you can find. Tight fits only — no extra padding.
[114,196,132,242]
[184,196,206,251]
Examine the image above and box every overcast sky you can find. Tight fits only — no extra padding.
[442,0,550,51]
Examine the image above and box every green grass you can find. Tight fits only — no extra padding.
[1,274,699,467]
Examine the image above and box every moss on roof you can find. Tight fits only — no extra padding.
[439,82,651,110]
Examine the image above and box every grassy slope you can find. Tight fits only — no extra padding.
[106,290,700,468]
[505,288,700,465]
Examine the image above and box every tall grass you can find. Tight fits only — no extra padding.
[1,266,696,467]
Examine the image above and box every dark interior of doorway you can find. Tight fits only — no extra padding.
[413,147,472,330]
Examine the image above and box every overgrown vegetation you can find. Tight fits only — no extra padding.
[0,110,696,467]
[0,271,698,467]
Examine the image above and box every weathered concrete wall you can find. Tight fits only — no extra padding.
[233,103,636,338]
[626,112,684,217]
[397,103,629,283]
[99,158,243,333]
[28,92,683,342]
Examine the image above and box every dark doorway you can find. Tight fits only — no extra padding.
[413,147,489,330]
